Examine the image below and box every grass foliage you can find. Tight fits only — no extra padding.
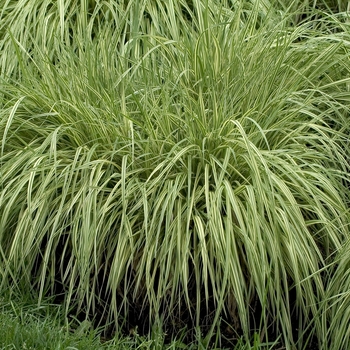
[0,1,350,349]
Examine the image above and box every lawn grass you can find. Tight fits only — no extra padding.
[0,294,277,350]
[0,1,350,349]
[0,298,105,350]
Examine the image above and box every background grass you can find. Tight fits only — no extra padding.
[1,1,350,349]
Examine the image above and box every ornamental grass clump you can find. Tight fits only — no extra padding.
[0,1,350,349]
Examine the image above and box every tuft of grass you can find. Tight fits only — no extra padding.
[1,1,350,349]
